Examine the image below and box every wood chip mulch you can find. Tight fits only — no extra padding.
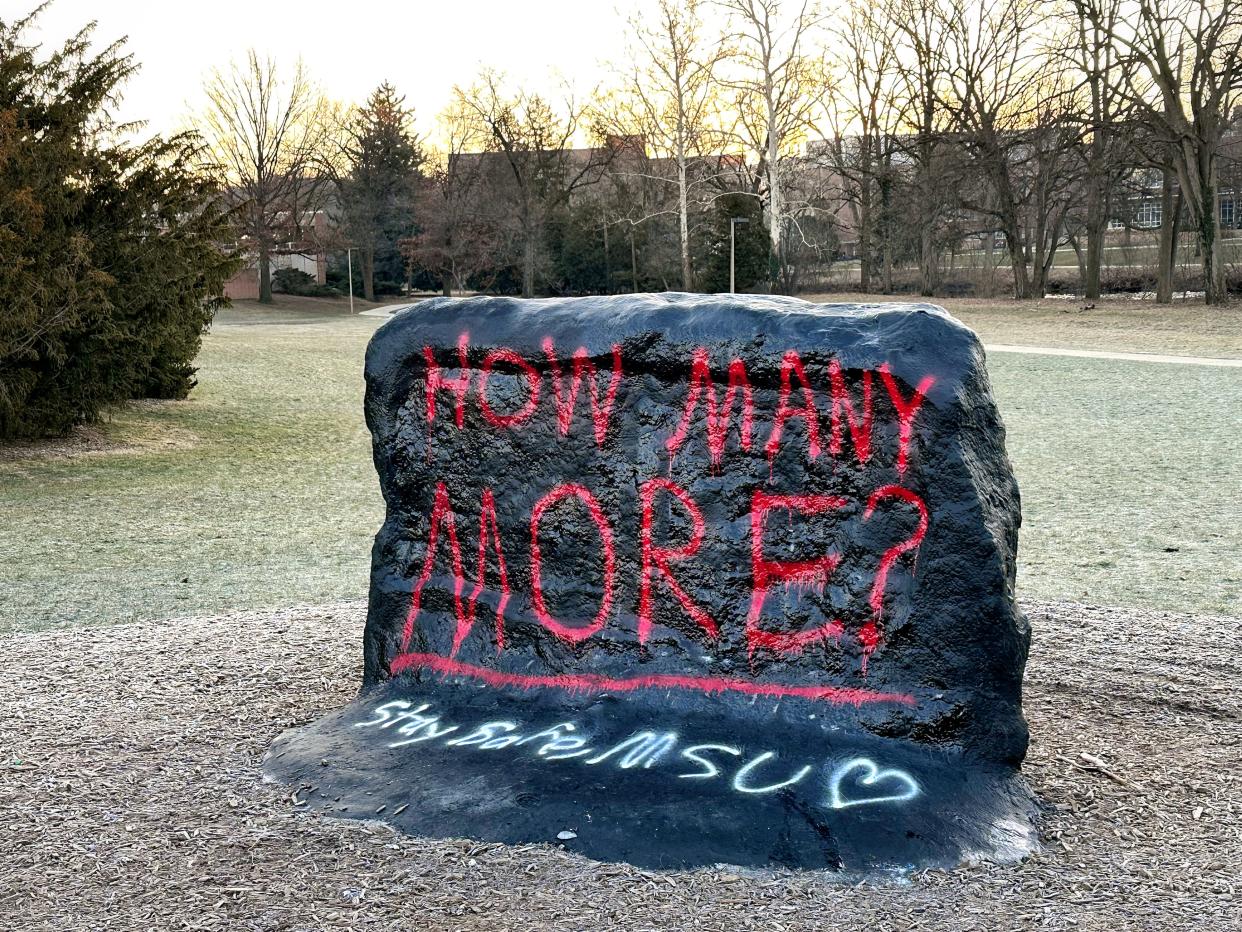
[1,599,1238,931]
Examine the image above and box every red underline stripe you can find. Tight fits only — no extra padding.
[389,651,917,707]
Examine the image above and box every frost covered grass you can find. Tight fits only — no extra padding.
[0,300,385,632]
[0,295,1238,632]
[820,292,1242,358]
[994,351,1240,615]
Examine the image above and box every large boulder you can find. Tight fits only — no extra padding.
[265,293,1036,871]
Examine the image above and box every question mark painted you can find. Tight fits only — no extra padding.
[859,485,929,668]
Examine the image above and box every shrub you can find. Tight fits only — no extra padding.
[273,268,339,297]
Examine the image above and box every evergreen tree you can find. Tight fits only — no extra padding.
[695,193,769,293]
[335,83,424,301]
[0,8,236,438]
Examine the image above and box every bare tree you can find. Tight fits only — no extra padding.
[885,0,957,295]
[821,0,904,292]
[715,0,822,287]
[202,52,328,304]
[455,73,614,298]
[404,102,499,297]
[1055,0,1136,300]
[1073,0,1242,304]
[610,0,729,289]
[937,0,1084,299]
[596,148,674,293]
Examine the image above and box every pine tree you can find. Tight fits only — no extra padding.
[695,193,769,293]
[336,83,424,301]
[0,7,236,438]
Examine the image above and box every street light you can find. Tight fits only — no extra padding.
[729,217,750,293]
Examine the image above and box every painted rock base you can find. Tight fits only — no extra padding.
[264,682,1038,872]
[265,294,1037,872]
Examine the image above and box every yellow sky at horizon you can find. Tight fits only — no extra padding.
[15,0,675,145]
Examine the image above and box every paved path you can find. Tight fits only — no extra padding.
[985,343,1242,367]
[359,302,417,319]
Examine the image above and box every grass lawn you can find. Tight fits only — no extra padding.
[1,300,383,631]
[814,292,1242,358]
[1,294,1239,632]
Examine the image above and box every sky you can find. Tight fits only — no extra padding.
[16,0,671,141]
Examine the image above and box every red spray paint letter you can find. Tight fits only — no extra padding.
[765,350,821,464]
[424,332,472,429]
[402,482,465,651]
[457,489,511,655]
[746,491,847,656]
[827,360,872,465]
[478,348,541,429]
[665,350,753,466]
[637,478,717,643]
[857,484,929,667]
[543,339,623,446]
[878,364,935,475]
[529,483,616,643]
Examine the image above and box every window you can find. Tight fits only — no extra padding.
[1220,196,1235,229]
[1134,200,1162,229]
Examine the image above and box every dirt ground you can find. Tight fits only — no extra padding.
[1,600,1237,931]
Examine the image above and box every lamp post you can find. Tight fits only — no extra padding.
[729,217,749,293]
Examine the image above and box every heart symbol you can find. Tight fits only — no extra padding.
[827,757,920,809]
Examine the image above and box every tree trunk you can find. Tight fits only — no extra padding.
[630,229,639,293]
[917,119,937,297]
[1084,175,1105,300]
[362,247,376,303]
[1198,171,1225,304]
[983,229,995,296]
[1034,227,1059,299]
[767,157,782,282]
[677,155,692,291]
[1156,166,1177,304]
[919,224,935,297]
[602,221,611,294]
[765,74,783,291]
[442,275,452,298]
[258,243,273,304]
[1069,233,1086,291]
[1030,249,1046,299]
[522,236,535,298]
[882,231,894,294]
[879,169,894,293]
[1006,233,1031,299]
[858,165,873,293]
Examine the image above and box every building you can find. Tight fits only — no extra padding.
[222,210,334,300]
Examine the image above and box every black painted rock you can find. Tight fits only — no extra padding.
[265,293,1036,872]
